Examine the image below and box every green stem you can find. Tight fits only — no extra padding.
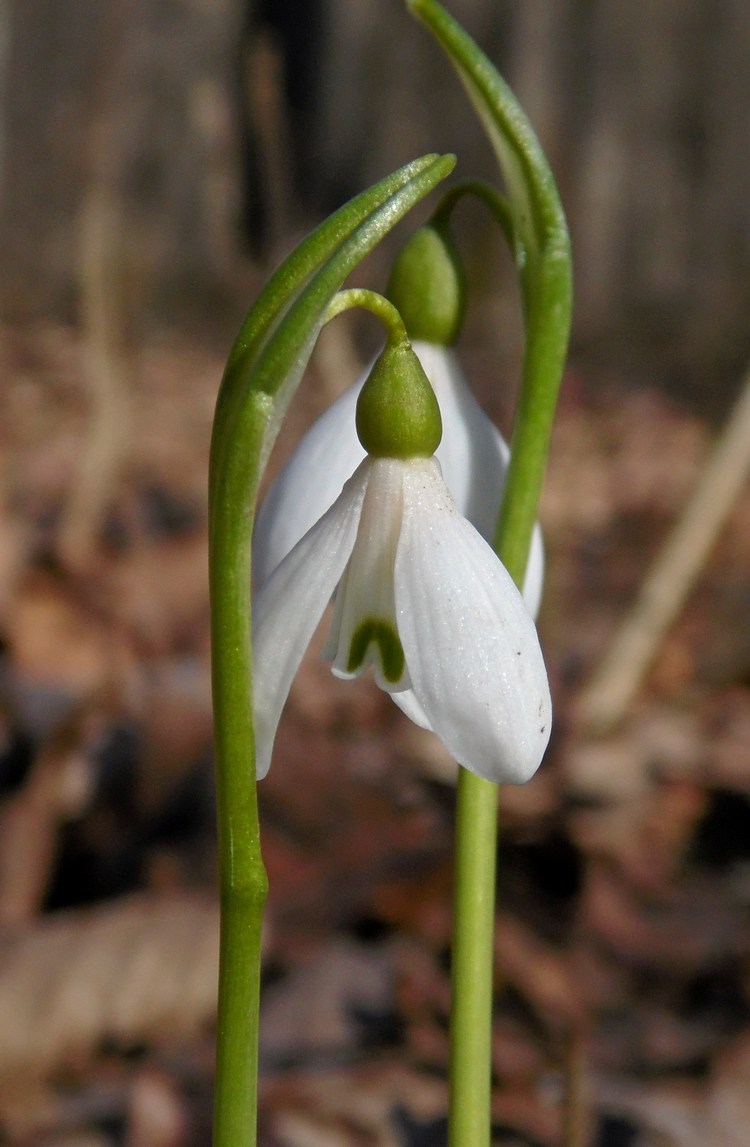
[324,288,409,344]
[449,772,498,1147]
[433,178,515,250]
[210,410,268,1147]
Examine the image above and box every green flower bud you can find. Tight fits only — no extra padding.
[386,222,466,345]
[356,340,442,458]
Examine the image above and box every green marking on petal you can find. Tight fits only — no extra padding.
[348,618,405,683]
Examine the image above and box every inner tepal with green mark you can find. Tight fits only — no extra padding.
[347,617,406,682]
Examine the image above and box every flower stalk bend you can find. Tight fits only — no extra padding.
[406,3,572,1146]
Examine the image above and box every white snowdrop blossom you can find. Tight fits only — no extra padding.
[253,340,545,616]
[252,453,552,783]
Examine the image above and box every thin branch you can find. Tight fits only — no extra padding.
[58,118,131,571]
[577,362,750,732]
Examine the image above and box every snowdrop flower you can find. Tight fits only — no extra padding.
[252,339,551,783]
[254,220,544,615]
[254,340,544,614]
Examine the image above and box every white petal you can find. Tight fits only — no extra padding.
[415,341,508,539]
[252,462,368,777]
[523,525,545,621]
[253,377,366,588]
[325,459,411,691]
[414,341,545,619]
[391,687,432,730]
[394,458,551,784]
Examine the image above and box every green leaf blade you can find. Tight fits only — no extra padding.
[209,152,455,520]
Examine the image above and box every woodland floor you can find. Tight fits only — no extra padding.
[1,321,749,1147]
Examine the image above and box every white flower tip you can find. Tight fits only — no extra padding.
[392,460,552,788]
[254,744,272,781]
[453,679,552,786]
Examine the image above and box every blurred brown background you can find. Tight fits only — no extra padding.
[0,2,750,1145]
[3,0,749,398]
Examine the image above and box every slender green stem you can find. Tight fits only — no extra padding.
[433,179,515,250]
[449,772,499,1147]
[407,4,572,1145]
[324,288,409,344]
[210,409,268,1147]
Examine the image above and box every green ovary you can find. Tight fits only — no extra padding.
[347,618,405,683]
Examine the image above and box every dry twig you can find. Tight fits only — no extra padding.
[577,363,750,732]
[57,114,132,571]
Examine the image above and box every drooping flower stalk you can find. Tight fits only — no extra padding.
[405,3,573,1145]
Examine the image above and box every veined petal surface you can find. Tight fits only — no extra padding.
[394,458,551,783]
[415,341,507,536]
[325,459,411,692]
[415,342,545,617]
[253,380,364,588]
[252,463,368,777]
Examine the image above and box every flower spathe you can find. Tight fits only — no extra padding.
[253,340,545,617]
[252,453,551,783]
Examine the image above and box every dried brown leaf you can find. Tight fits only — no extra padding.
[0,894,220,1088]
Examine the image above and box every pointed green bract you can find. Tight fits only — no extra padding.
[209,152,456,527]
[406,0,569,314]
[406,0,572,587]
